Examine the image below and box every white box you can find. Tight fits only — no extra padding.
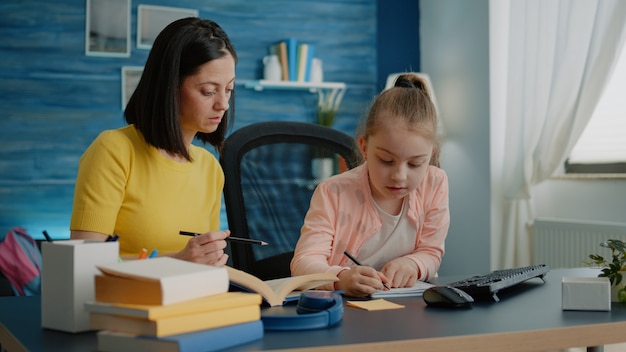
[41,240,119,332]
[562,276,611,311]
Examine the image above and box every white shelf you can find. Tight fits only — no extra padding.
[239,80,346,93]
[238,80,347,115]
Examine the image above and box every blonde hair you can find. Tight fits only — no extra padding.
[360,73,440,167]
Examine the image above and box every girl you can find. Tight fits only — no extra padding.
[70,18,237,265]
[291,73,450,297]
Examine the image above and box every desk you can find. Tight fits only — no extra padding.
[1,268,626,352]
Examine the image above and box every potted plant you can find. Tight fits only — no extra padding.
[583,239,626,303]
[311,88,346,180]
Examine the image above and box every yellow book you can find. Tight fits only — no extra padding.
[225,266,338,307]
[95,257,229,306]
[296,43,309,82]
[89,304,260,337]
[85,292,262,320]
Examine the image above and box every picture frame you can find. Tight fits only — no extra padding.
[137,5,199,50]
[121,66,143,110]
[85,0,130,57]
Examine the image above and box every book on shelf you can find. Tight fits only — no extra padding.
[85,292,262,320]
[370,280,435,298]
[276,41,289,81]
[89,303,260,337]
[304,44,315,82]
[225,266,338,307]
[95,257,229,306]
[96,320,264,352]
[296,43,309,82]
[296,43,315,82]
[286,37,298,81]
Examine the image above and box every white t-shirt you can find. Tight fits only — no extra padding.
[359,197,417,270]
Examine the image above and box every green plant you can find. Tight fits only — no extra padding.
[316,88,345,127]
[583,239,626,286]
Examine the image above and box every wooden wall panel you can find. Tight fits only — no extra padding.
[0,0,377,239]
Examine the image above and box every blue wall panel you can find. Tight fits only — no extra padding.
[0,0,379,239]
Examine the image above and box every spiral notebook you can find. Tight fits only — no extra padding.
[370,280,434,298]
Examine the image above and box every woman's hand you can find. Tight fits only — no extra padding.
[381,257,418,288]
[174,230,230,266]
[336,266,388,297]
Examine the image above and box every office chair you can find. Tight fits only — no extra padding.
[220,121,361,280]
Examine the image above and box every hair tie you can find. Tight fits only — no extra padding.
[395,77,414,88]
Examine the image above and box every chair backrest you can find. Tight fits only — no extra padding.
[220,121,361,280]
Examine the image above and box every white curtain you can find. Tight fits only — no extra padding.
[491,0,626,269]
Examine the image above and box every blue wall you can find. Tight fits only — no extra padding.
[0,0,389,239]
[377,1,420,91]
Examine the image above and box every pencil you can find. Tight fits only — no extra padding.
[178,231,269,246]
[344,250,390,290]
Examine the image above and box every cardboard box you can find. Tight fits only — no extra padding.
[562,276,611,311]
[41,240,119,332]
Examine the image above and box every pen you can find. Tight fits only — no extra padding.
[42,230,53,242]
[344,250,390,290]
[148,249,158,258]
[179,231,269,246]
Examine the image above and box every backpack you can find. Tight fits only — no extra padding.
[0,227,42,296]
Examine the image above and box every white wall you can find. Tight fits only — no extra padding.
[534,178,626,223]
[420,0,491,276]
[424,1,626,278]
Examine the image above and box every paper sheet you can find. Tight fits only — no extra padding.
[346,299,405,311]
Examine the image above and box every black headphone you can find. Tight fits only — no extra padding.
[261,291,343,330]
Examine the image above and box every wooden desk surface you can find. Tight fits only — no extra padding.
[1,268,626,352]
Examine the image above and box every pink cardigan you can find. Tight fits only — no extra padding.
[291,163,450,289]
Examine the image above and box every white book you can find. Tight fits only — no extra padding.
[95,257,229,306]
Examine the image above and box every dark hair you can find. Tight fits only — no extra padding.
[361,73,440,167]
[124,17,237,160]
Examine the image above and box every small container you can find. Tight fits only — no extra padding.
[310,58,323,83]
[263,55,281,81]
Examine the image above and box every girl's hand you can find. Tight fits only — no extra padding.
[381,257,418,288]
[174,230,230,266]
[336,266,388,297]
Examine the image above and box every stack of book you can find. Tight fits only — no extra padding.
[86,257,263,352]
[269,38,316,82]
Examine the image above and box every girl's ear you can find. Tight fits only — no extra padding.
[429,142,440,168]
[358,136,367,160]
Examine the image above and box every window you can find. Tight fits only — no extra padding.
[565,43,626,174]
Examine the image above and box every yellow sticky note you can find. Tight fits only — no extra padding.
[346,299,405,311]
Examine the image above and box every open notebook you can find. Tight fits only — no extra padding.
[370,280,434,298]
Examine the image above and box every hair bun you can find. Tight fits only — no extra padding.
[395,77,414,88]
[394,74,428,95]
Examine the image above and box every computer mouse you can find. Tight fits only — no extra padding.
[423,285,474,308]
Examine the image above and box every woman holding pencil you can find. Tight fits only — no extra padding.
[70,18,237,265]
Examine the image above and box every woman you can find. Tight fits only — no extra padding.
[70,18,237,265]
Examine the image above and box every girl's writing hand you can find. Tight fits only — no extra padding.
[175,230,229,266]
[336,266,388,297]
[381,257,418,288]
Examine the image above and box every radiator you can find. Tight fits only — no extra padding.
[532,218,626,269]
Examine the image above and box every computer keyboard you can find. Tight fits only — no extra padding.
[446,264,549,302]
